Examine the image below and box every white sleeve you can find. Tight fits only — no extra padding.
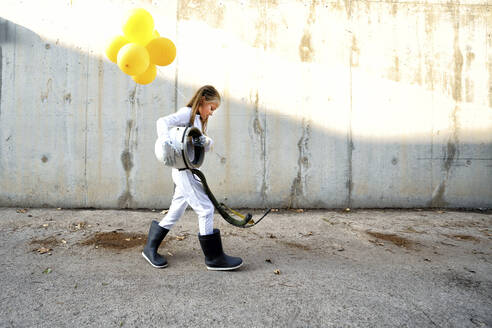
[156,107,192,140]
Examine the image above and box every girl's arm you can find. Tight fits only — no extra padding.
[156,107,192,141]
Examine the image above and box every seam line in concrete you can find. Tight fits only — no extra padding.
[84,45,89,206]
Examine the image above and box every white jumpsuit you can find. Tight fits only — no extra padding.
[157,107,215,236]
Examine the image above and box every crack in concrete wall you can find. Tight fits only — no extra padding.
[289,117,311,208]
[431,7,463,207]
[347,34,356,209]
[252,90,267,204]
[40,79,52,104]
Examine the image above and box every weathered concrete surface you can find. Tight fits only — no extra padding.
[0,207,491,327]
[0,0,491,208]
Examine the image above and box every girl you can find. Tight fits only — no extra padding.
[142,85,243,271]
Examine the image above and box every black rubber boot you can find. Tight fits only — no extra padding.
[142,220,169,268]
[198,229,243,271]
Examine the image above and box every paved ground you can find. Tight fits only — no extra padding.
[0,207,491,327]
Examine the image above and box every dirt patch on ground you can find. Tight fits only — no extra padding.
[80,232,147,250]
[30,236,62,248]
[366,231,414,249]
[443,234,480,242]
[280,240,311,251]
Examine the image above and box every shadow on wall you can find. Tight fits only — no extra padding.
[0,18,491,209]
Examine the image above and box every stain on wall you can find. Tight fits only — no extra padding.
[299,1,317,63]
[350,35,359,67]
[489,61,492,108]
[118,119,135,208]
[40,79,52,103]
[0,19,11,44]
[289,117,311,208]
[178,0,225,29]
[0,46,2,118]
[452,33,463,102]
[388,55,401,82]
[343,0,353,19]
[63,93,71,104]
[252,90,267,203]
[253,0,268,50]
[464,46,476,103]
[299,33,313,62]
[431,10,464,208]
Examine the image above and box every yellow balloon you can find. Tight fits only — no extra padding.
[122,8,154,46]
[132,64,157,85]
[105,35,129,63]
[146,37,176,66]
[117,43,150,76]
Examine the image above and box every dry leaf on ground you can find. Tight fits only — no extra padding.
[36,247,52,254]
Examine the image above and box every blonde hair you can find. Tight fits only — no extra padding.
[186,85,221,133]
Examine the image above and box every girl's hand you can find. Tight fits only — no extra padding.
[198,136,211,147]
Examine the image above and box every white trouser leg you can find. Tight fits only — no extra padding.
[159,184,188,230]
[177,170,215,235]
[160,169,215,235]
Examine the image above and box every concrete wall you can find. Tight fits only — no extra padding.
[0,0,491,209]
